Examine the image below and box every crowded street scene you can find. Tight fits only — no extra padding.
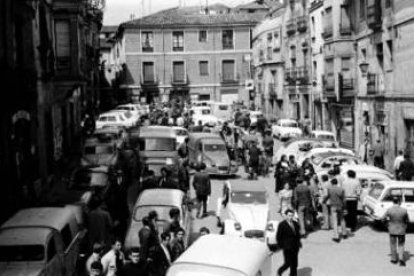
[1,0,414,275]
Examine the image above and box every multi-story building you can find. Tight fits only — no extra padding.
[321,0,355,148]
[283,0,312,121]
[309,0,327,130]
[351,0,414,169]
[119,5,263,105]
[0,0,103,222]
[252,4,286,120]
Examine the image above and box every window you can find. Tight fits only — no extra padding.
[173,61,185,82]
[47,238,56,261]
[360,0,366,20]
[142,31,153,52]
[267,33,272,42]
[199,30,207,42]
[172,31,184,51]
[222,60,235,81]
[199,61,209,76]
[61,225,73,251]
[385,0,392,9]
[143,62,155,82]
[222,30,234,49]
[273,30,280,51]
[341,57,351,71]
[55,20,71,70]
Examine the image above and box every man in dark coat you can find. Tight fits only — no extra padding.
[381,196,410,266]
[158,167,177,189]
[276,209,302,276]
[178,159,190,193]
[192,163,211,218]
[149,232,172,276]
[170,228,186,262]
[293,178,314,237]
[248,142,260,180]
[399,153,414,181]
[138,216,158,265]
[118,247,148,276]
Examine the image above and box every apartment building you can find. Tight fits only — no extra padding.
[252,4,286,120]
[283,0,312,121]
[351,0,414,169]
[119,6,262,105]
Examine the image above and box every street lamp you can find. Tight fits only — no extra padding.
[359,61,369,77]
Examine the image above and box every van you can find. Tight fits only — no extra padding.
[167,234,272,276]
[210,102,232,121]
[0,207,86,276]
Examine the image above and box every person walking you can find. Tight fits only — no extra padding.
[163,207,182,239]
[319,174,332,230]
[170,228,186,262]
[158,167,176,189]
[288,155,299,189]
[89,261,104,276]
[149,232,172,276]
[86,243,104,276]
[373,139,385,168]
[381,196,409,266]
[358,137,372,165]
[399,153,414,181]
[248,142,260,180]
[101,238,125,276]
[262,130,274,167]
[323,178,347,242]
[87,197,114,249]
[293,178,314,237]
[279,183,293,215]
[118,247,148,276]
[275,155,290,193]
[177,137,190,159]
[192,163,211,218]
[138,216,158,266]
[393,150,404,180]
[275,209,302,276]
[177,159,190,194]
[342,170,361,232]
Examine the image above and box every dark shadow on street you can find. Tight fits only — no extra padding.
[298,267,313,276]
[404,251,414,262]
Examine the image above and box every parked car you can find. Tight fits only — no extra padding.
[192,114,222,128]
[300,151,360,174]
[106,110,138,127]
[138,126,179,177]
[81,137,119,167]
[210,102,233,122]
[167,234,272,276]
[113,104,140,119]
[92,126,127,149]
[310,130,336,141]
[362,180,414,225]
[124,188,191,250]
[173,126,189,146]
[0,207,86,276]
[187,133,238,175]
[95,111,135,129]
[216,181,278,247]
[272,119,303,141]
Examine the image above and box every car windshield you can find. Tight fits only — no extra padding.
[84,145,114,154]
[72,171,108,190]
[282,122,297,127]
[368,183,384,200]
[140,138,176,151]
[134,205,175,221]
[231,191,267,204]
[204,144,226,152]
[0,245,44,262]
[383,188,414,202]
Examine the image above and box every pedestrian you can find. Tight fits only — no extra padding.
[101,237,125,276]
[177,137,190,158]
[319,174,331,230]
[275,155,290,192]
[302,115,311,137]
[158,167,176,189]
[163,207,182,239]
[293,178,314,237]
[300,158,315,180]
[381,196,409,266]
[342,170,361,232]
[323,178,347,242]
[177,159,190,193]
[288,155,299,189]
[248,142,260,180]
[89,261,104,276]
[87,197,113,249]
[140,170,158,191]
[393,150,404,180]
[275,209,302,276]
[258,151,269,177]
[398,153,414,181]
[118,247,148,276]
[192,163,211,218]
[148,210,160,245]
[138,216,158,266]
[279,182,293,215]
[358,137,372,165]
[171,228,186,262]
[373,139,385,168]
[149,232,172,276]
[262,130,274,166]
[86,243,104,276]
[243,113,251,131]
[192,120,203,132]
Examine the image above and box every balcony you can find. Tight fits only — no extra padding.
[142,42,153,52]
[367,0,382,30]
[285,68,297,86]
[171,74,189,86]
[340,25,352,36]
[296,67,310,85]
[286,19,296,36]
[297,16,308,33]
[220,73,240,86]
[173,46,184,52]
[322,25,333,39]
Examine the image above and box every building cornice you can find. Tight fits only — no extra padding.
[125,49,253,56]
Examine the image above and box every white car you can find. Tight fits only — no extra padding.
[173,126,189,145]
[299,151,360,174]
[310,130,336,142]
[113,104,140,119]
[192,114,222,127]
[191,106,211,117]
[272,119,302,141]
[297,148,355,167]
[216,181,278,247]
[363,180,414,225]
[96,111,135,129]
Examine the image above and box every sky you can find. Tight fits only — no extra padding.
[103,0,251,25]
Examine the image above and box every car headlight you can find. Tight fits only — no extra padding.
[234,222,242,231]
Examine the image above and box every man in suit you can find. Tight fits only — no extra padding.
[323,178,347,242]
[149,232,172,276]
[276,209,302,276]
[192,163,211,218]
[293,178,314,237]
[138,216,158,266]
[381,196,409,266]
[118,247,148,276]
[399,153,414,181]
[170,228,186,262]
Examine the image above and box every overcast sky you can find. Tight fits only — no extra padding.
[104,0,251,25]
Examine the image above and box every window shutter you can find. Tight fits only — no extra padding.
[143,62,154,82]
[55,21,70,57]
[222,60,235,80]
[173,61,185,82]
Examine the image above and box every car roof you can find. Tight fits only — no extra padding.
[375,180,414,188]
[1,207,75,232]
[0,227,51,245]
[174,234,268,275]
[135,189,184,208]
[283,138,329,147]
[139,126,177,138]
[312,130,335,135]
[230,181,267,192]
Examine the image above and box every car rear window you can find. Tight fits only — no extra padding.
[282,122,298,127]
[383,188,414,203]
[134,205,175,221]
[0,245,44,261]
[231,191,267,204]
[368,183,384,200]
[140,138,175,151]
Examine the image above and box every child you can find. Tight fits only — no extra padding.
[258,151,269,177]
